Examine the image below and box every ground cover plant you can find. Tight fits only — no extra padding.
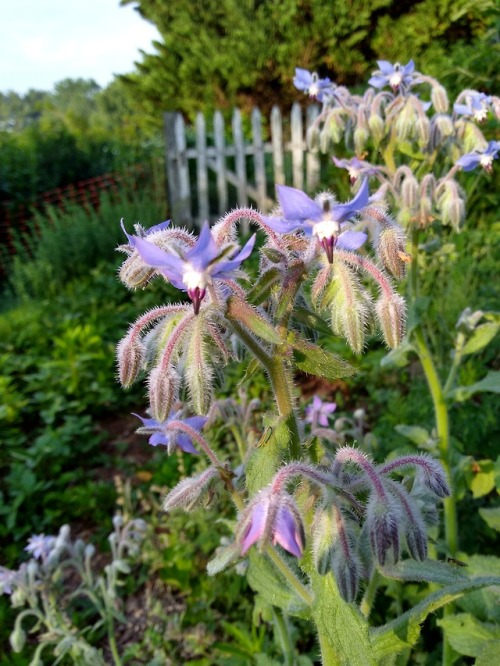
[1,60,499,665]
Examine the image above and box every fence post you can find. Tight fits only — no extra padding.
[214,111,228,216]
[232,109,248,208]
[306,105,321,193]
[271,106,284,189]
[196,112,209,224]
[164,112,192,226]
[252,107,267,211]
[291,103,304,191]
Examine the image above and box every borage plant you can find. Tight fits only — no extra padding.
[115,59,499,663]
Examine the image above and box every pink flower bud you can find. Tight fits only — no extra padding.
[116,333,145,388]
[148,367,178,422]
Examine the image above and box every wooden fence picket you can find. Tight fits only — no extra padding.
[163,104,323,226]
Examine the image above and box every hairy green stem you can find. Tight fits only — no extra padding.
[265,546,314,607]
[360,570,380,619]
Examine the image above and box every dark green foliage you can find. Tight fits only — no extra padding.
[120,0,496,124]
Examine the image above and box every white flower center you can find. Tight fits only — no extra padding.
[308,82,319,98]
[183,266,209,291]
[480,154,493,168]
[313,217,341,241]
[474,107,488,122]
[389,72,403,88]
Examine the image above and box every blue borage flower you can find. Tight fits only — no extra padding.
[456,140,500,173]
[293,68,334,102]
[368,60,416,93]
[332,156,379,184]
[122,221,256,314]
[454,92,492,122]
[239,489,305,558]
[134,411,208,454]
[305,395,337,427]
[25,534,56,560]
[263,179,369,263]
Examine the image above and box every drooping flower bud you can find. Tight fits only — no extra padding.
[148,367,179,422]
[163,467,220,512]
[366,495,401,566]
[119,255,155,289]
[376,293,406,349]
[368,113,385,145]
[332,550,361,603]
[436,180,465,230]
[431,84,449,113]
[401,175,419,211]
[376,225,409,280]
[116,333,145,387]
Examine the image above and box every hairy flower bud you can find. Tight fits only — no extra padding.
[354,127,370,154]
[377,225,409,280]
[306,124,321,152]
[376,294,406,349]
[312,509,337,575]
[401,175,418,211]
[437,181,465,230]
[367,496,401,566]
[163,467,220,512]
[117,333,145,387]
[119,255,155,289]
[148,367,178,422]
[431,84,449,113]
[332,551,361,602]
[368,113,385,145]
[405,521,428,561]
[9,626,26,653]
[416,116,430,147]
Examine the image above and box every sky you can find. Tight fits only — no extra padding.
[1,0,160,95]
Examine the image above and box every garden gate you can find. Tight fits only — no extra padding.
[164,104,323,227]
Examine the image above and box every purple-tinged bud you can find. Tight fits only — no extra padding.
[163,467,220,512]
[405,522,428,561]
[431,84,449,114]
[376,294,406,349]
[116,333,145,387]
[367,496,401,566]
[377,225,409,280]
[416,461,450,499]
[119,255,155,289]
[148,367,179,422]
[333,551,361,603]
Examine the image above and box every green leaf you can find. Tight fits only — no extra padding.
[476,640,500,665]
[292,305,332,336]
[437,613,500,657]
[311,573,376,665]
[380,338,415,369]
[247,268,281,306]
[394,424,432,447]
[246,550,309,617]
[380,558,468,585]
[207,542,240,576]
[469,460,495,498]
[462,322,499,356]
[450,371,500,402]
[371,576,500,661]
[457,555,500,622]
[291,338,356,381]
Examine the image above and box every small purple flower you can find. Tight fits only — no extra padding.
[263,180,369,263]
[332,156,378,184]
[0,567,17,595]
[454,92,492,122]
[134,410,207,454]
[305,395,337,427]
[25,534,56,560]
[123,222,256,314]
[368,60,415,93]
[456,140,500,173]
[293,68,334,102]
[240,491,305,558]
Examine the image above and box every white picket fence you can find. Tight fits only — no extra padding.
[164,103,323,226]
